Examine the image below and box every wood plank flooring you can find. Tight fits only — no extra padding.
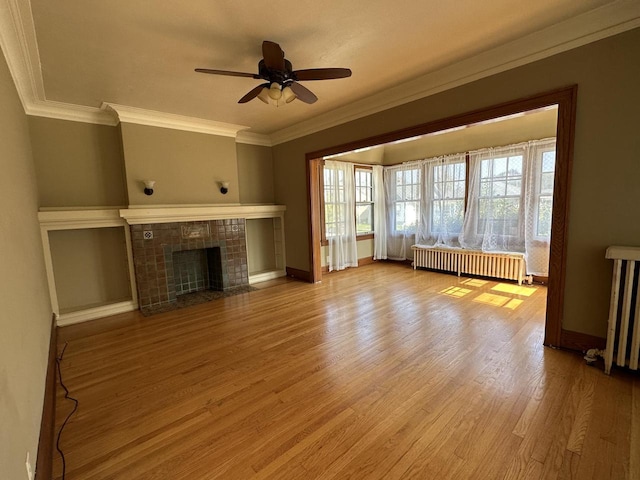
[54,262,639,479]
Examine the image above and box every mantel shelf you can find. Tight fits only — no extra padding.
[120,204,286,225]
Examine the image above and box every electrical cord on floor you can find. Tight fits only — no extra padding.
[56,342,78,480]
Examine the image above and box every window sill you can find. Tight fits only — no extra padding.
[356,233,374,241]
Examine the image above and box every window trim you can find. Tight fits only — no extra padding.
[320,163,376,246]
[428,158,466,238]
[533,147,556,240]
[354,166,374,237]
[474,153,526,239]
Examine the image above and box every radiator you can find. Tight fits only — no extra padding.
[411,245,526,285]
[603,246,640,374]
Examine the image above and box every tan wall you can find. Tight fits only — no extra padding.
[0,51,53,479]
[49,228,131,311]
[29,117,127,207]
[273,28,640,338]
[246,218,277,274]
[120,123,239,205]
[237,143,275,204]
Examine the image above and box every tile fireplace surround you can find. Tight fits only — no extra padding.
[130,219,248,310]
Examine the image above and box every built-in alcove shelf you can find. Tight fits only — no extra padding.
[39,204,286,326]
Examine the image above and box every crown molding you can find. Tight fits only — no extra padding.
[269,0,640,145]
[0,0,44,108]
[101,102,253,138]
[27,99,117,125]
[2,0,639,146]
[236,130,273,147]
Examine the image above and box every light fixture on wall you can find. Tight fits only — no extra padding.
[219,181,230,195]
[143,180,155,196]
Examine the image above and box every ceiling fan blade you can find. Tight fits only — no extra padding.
[262,41,285,71]
[293,68,352,81]
[238,83,269,103]
[195,68,260,79]
[289,82,318,104]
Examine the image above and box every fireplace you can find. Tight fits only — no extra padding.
[130,219,248,310]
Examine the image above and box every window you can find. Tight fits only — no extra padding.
[355,168,374,235]
[536,150,556,237]
[478,154,523,236]
[431,161,466,234]
[394,168,421,233]
[323,166,346,237]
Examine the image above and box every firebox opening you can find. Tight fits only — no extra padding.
[172,247,223,296]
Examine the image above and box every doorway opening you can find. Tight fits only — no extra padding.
[306,86,577,348]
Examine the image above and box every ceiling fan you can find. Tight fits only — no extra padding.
[195,40,352,105]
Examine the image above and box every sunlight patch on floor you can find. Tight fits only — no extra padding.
[491,283,537,297]
[440,286,472,298]
[461,278,489,287]
[504,298,524,310]
[472,292,524,310]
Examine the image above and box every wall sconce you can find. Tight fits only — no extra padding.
[219,181,230,195]
[143,180,155,196]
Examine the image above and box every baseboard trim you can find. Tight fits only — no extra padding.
[249,269,287,284]
[35,314,57,480]
[57,300,138,327]
[358,256,375,267]
[560,328,606,352]
[285,267,313,283]
[322,256,376,273]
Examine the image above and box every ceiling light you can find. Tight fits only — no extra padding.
[257,87,270,104]
[268,83,282,100]
[282,86,296,103]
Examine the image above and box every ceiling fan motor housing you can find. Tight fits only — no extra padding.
[258,59,294,87]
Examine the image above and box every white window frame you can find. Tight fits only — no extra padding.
[533,147,556,239]
[354,167,374,236]
[393,167,421,234]
[476,154,525,238]
[429,160,466,236]
[323,165,347,239]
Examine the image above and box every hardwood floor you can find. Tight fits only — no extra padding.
[54,262,639,479]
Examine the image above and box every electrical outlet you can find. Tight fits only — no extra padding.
[25,451,34,480]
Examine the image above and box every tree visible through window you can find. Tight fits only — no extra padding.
[394,168,421,233]
[536,150,556,237]
[431,161,466,235]
[478,155,523,237]
[355,168,374,234]
[324,166,346,237]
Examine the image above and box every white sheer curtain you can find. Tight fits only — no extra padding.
[372,165,387,260]
[415,154,466,248]
[524,138,556,275]
[460,144,528,253]
[324,160,358,272]
[384,163,421,260]
[459,138,556,275]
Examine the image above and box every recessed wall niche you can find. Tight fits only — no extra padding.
[48,227,132,313]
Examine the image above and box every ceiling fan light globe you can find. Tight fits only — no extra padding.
[282,86,296,103]
[257,87,270,104]
[268,83,282,100]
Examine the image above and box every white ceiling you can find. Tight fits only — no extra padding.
[3,0,640,141]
